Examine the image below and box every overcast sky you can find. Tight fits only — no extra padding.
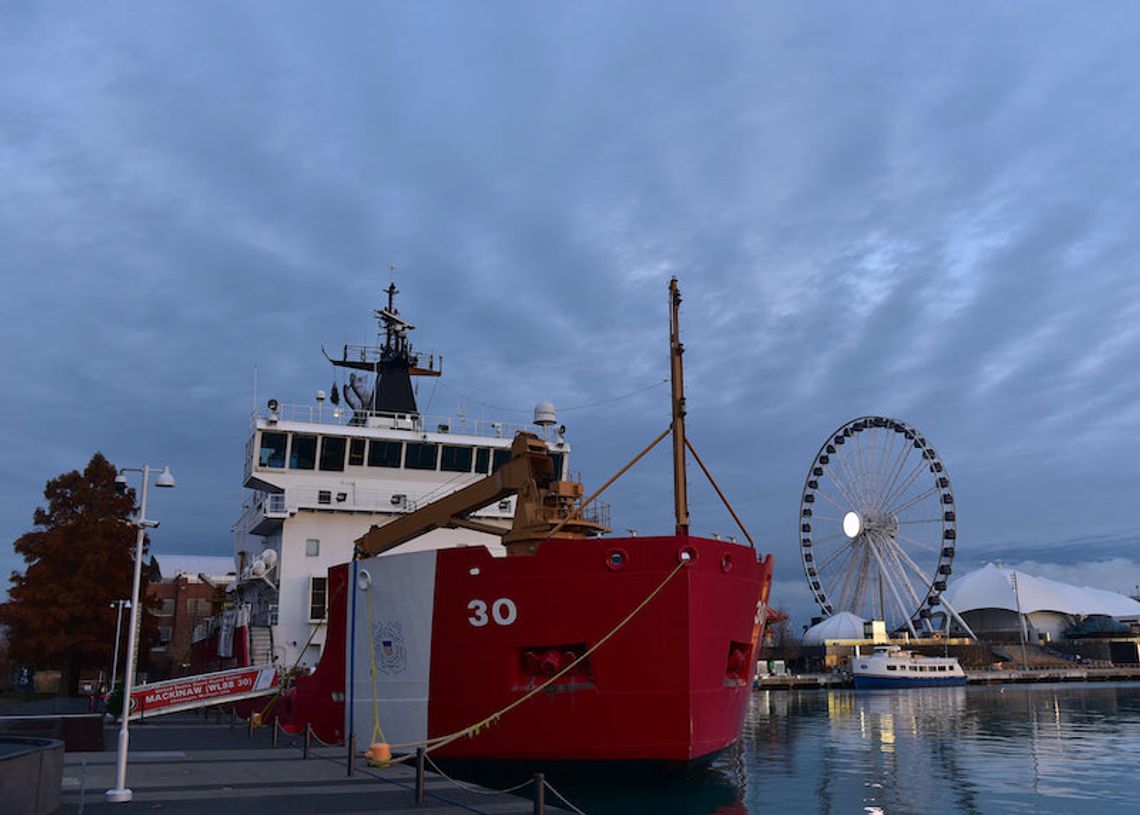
[3,3,1139,626]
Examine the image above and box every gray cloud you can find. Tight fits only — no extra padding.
[2,4,1139,625]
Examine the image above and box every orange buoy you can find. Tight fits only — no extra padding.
[366,742,392,765]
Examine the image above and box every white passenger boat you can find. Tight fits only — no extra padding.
[852,645,966,688]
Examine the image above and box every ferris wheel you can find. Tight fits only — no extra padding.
[799,416,962,636]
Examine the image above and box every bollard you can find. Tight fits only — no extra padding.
[272,720,279,748]
[304,723,312,759]
[415,747,425,804]
[347,733,356,777]
[533,772,545,815]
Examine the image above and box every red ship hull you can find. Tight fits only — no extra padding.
[279,535,772,765]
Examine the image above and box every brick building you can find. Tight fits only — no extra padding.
[147,555,236,679]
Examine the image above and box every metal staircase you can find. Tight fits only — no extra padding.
[249,625,275,666]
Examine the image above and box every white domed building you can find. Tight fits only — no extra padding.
[943,563,1140,642]
[801,612,870,646]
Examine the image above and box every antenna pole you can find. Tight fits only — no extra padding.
[669,278,690,536]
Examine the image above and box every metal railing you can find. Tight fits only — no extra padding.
[251,486,516,519]
[252,403,540,441]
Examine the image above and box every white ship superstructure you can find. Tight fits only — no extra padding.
[230,283,580,669]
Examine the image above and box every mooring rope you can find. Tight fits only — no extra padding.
[382,556,688,757]
[364,578,388,746]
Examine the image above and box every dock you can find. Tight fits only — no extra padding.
[754,673,849,690]
[59,712,573,814]
[754,665,1140,690]
[965,665,1140,684]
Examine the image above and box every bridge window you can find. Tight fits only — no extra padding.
[491,448,512,473]
[549,452,565,479]
[406,443,439,470]
[290,435,317,470]
[348,438,366,467]
[319,437,346,471]
[368,440,402,468]
[259,432,287,468]
[475,448,491,474]
[441,445,473,473]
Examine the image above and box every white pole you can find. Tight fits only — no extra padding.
[109,600,128,695]
[106,467,150,803]
[1010,572,1029,670]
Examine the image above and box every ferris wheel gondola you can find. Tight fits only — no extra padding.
[799,416,957,636]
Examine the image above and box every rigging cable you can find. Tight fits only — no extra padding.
[436,377,668,417]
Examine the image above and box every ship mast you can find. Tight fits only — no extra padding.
[323,275,441,418]
[669,277,690,536]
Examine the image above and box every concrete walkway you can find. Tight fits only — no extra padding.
[59,713,569,814]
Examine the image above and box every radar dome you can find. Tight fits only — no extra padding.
[533,401,557,427]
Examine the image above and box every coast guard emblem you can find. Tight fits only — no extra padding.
[373,621,408,675]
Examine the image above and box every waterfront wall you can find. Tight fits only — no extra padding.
[0,736,63,815]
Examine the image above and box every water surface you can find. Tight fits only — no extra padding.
[554,683,1140,814]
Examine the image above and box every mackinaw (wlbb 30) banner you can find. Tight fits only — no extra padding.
[126,665,278,720]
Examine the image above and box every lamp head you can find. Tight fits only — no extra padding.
[114,473,128,494]
[155,466,176,489]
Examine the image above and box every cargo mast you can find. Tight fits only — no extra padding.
[669,277,690,537]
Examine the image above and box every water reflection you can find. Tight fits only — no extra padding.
[740,683,1140,815]
[543,684,1140,814]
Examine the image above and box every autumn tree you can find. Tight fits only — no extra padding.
[0,452,158,695]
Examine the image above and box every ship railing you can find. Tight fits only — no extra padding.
[251,403,536,440]
[334,344,442,372]
[578,500,611,530]
[253,485,515,519]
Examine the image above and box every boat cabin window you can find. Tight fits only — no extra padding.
[440,445,473,473]
[406,442,439,470]
[259,432,287,468]
[475,447,491,474]
[491,448,512,473]
[309,576,327,621]
[348,438,366,467]
[549,452,565,479]
[319,436,347,471]
[290,434,318,470]
[368,440,402,468]
[886,665,897,671]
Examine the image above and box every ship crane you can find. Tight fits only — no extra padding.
[354,431,609,558]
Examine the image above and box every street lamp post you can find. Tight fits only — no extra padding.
[1009,571,1029,671]
[109,599,131,695]
[105,464,175,804]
